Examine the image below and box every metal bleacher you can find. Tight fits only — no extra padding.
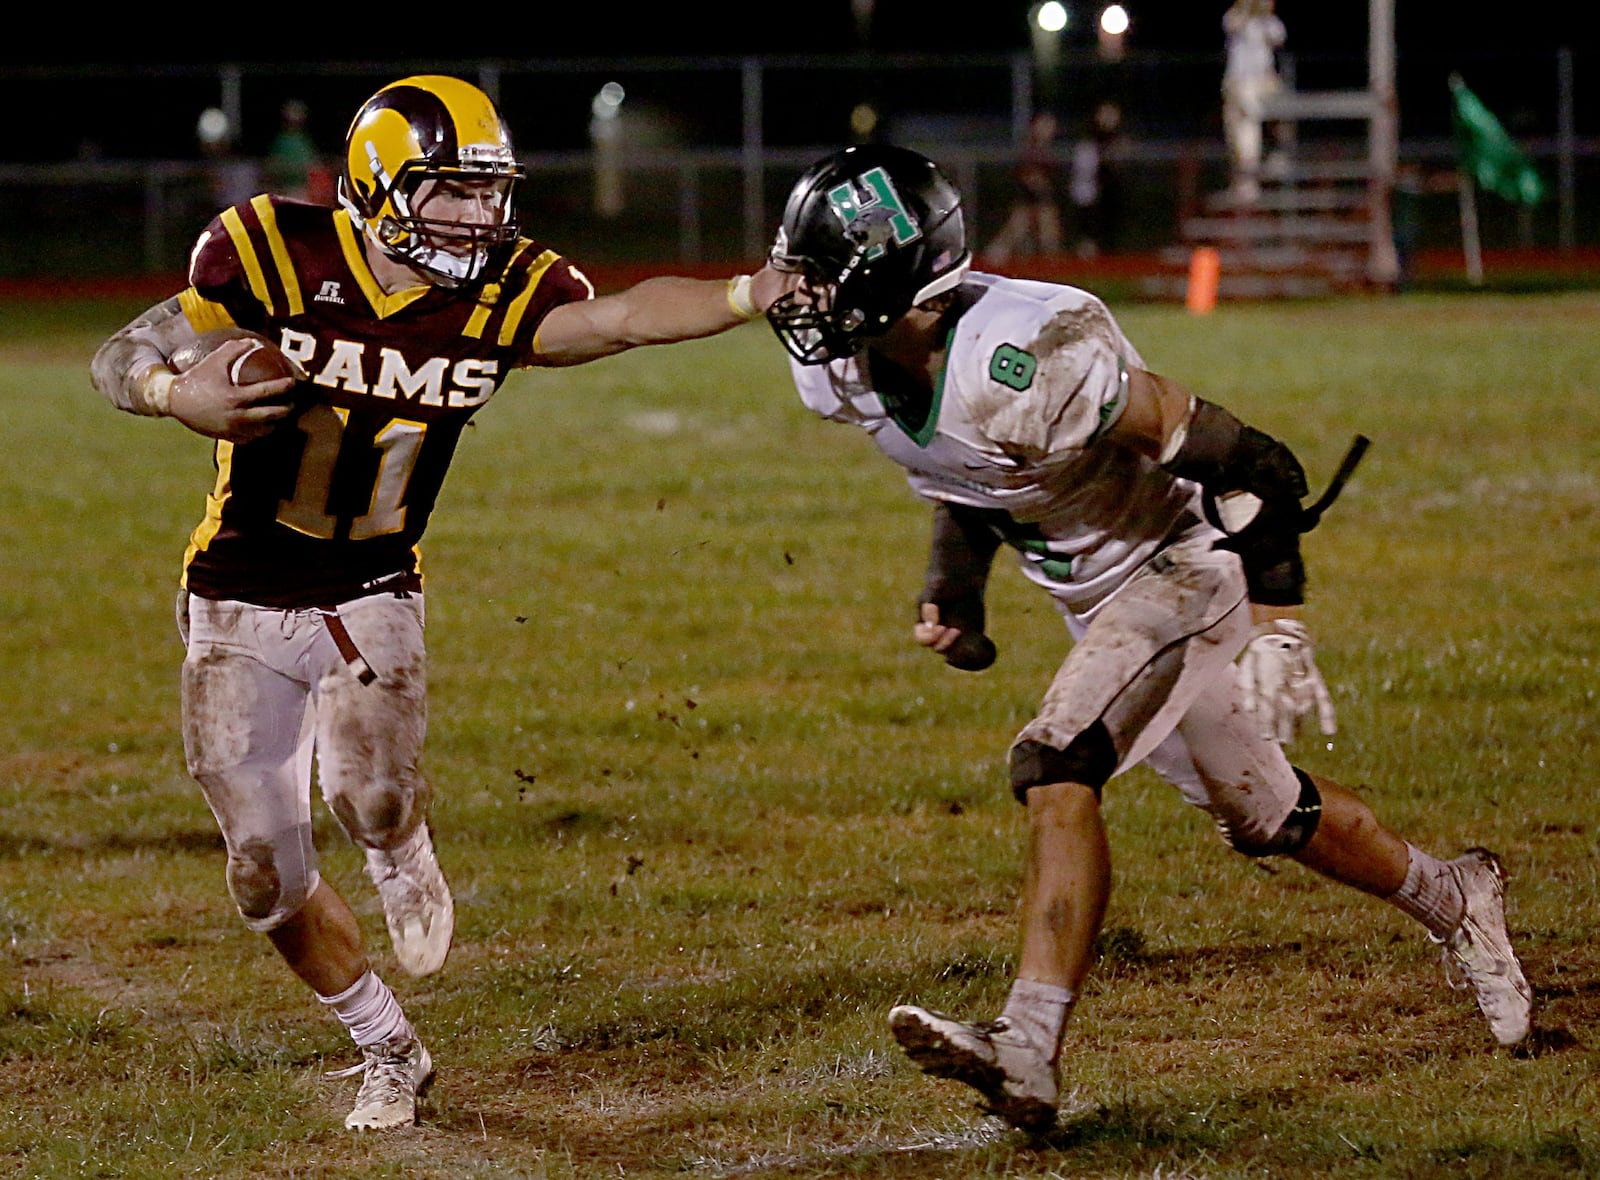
[1143,88,1389,300]
[1140,1,1402,301]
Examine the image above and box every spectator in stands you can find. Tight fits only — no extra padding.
[1222,0,1286,205]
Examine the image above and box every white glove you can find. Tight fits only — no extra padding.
[1235,618,1337,743]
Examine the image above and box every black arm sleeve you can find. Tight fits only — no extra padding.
[1160,398,1310,605]
[919,501,1006,670]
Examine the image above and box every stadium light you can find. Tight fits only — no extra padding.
[591,81,626,121]
[1035,1,1068,33]
[1097,3,1127,61]
[589,83,627,219]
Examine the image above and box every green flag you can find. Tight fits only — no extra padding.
[1449,73,1545,205]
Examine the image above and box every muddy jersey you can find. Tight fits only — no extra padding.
[176,195,593,608]
[791,273,1208,619]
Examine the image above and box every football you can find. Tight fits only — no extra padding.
[170,327,302,385]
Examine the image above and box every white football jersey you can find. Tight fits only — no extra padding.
[791,273,1207,618]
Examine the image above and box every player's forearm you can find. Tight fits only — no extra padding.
[1159,395,1310,605]
[89,296,195,416]
[921,500,1005,622]
[614,275,762,345]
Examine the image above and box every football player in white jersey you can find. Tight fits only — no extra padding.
[765,145,1532,1134]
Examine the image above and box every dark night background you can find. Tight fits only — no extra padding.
[3,1,1590,274]
[8,2,1581,63]
[5,1,1586,159]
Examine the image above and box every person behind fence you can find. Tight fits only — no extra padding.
[1067,100,1125,260]
[90,74,788,1135]
[265,98,322,203]
[984,111,1063,264]
[762,142,1533,1134]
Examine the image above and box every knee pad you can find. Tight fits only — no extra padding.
[1218,766,1322,857]
[1010,722,1118,803]
[225,823,319,932]
[325,778,428,851]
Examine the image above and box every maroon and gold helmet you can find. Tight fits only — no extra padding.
[338,75,525,288]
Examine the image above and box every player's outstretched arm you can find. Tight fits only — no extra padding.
[90,298,297,443]
[528,263,796,366]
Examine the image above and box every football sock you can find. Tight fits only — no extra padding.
[318,969,415,1049]
[1001,977,1076,1060]
[1385,845,1466,939]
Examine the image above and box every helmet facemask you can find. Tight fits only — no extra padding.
[374,158,522,288]
[765,261,858,366]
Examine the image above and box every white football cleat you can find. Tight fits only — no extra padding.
[889,1005,1058,1133]
[367,825,454,977]
[1433,848,1533,1046]
[338,1036,433,1131]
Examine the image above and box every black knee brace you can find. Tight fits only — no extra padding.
[1009,722,1118,803]
[1221,766,1323,857]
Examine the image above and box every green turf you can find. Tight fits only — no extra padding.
[2,291,1599,1178]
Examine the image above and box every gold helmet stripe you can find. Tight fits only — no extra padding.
[251,196,305,318]
[383,74,509,154]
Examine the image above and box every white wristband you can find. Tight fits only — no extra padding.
[726,274,760,321]
[141,367,175,417]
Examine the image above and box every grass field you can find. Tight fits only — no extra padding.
[2,290,1599,1179]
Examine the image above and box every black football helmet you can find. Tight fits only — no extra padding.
[768,144,971,364]
[338,75,525,288]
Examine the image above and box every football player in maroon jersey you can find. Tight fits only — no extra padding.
[91,74,791,1131]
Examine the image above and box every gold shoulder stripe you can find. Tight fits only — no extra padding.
[181,441,233,578]
[335,209,386,312]
[252,196,304,317]
[461,287,497,340]
[463,241,536,339]
[498,250,561,347]
[220,206,275,317]
[178,289,238,333]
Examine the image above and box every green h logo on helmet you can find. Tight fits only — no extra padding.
[826,167,922,260]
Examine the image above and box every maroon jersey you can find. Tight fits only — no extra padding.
[176,195,592,608]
